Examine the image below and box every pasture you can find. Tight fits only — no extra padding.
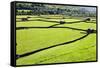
[16,15,96,65]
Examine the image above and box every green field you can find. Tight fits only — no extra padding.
[16,15,96,65]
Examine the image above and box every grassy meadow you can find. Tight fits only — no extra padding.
[16,15,97,65]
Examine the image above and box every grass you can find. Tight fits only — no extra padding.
[17,34,96,65]
[16,29,84,54]
[16,15,97,65]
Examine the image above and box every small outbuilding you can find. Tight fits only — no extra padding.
[86,28,94,34]
[85,18,91,21]
[21,18,28,21]
[59,19,66,24]
[27,16,31,18]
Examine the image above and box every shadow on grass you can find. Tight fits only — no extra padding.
[36,45,95,64]
[17,19,84,23]
[17,19,59,23]
[85,21,96,24]
[16,26,97,33]
[16,33,90,59]
[16,16,69,20]
[16,18,96,27]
